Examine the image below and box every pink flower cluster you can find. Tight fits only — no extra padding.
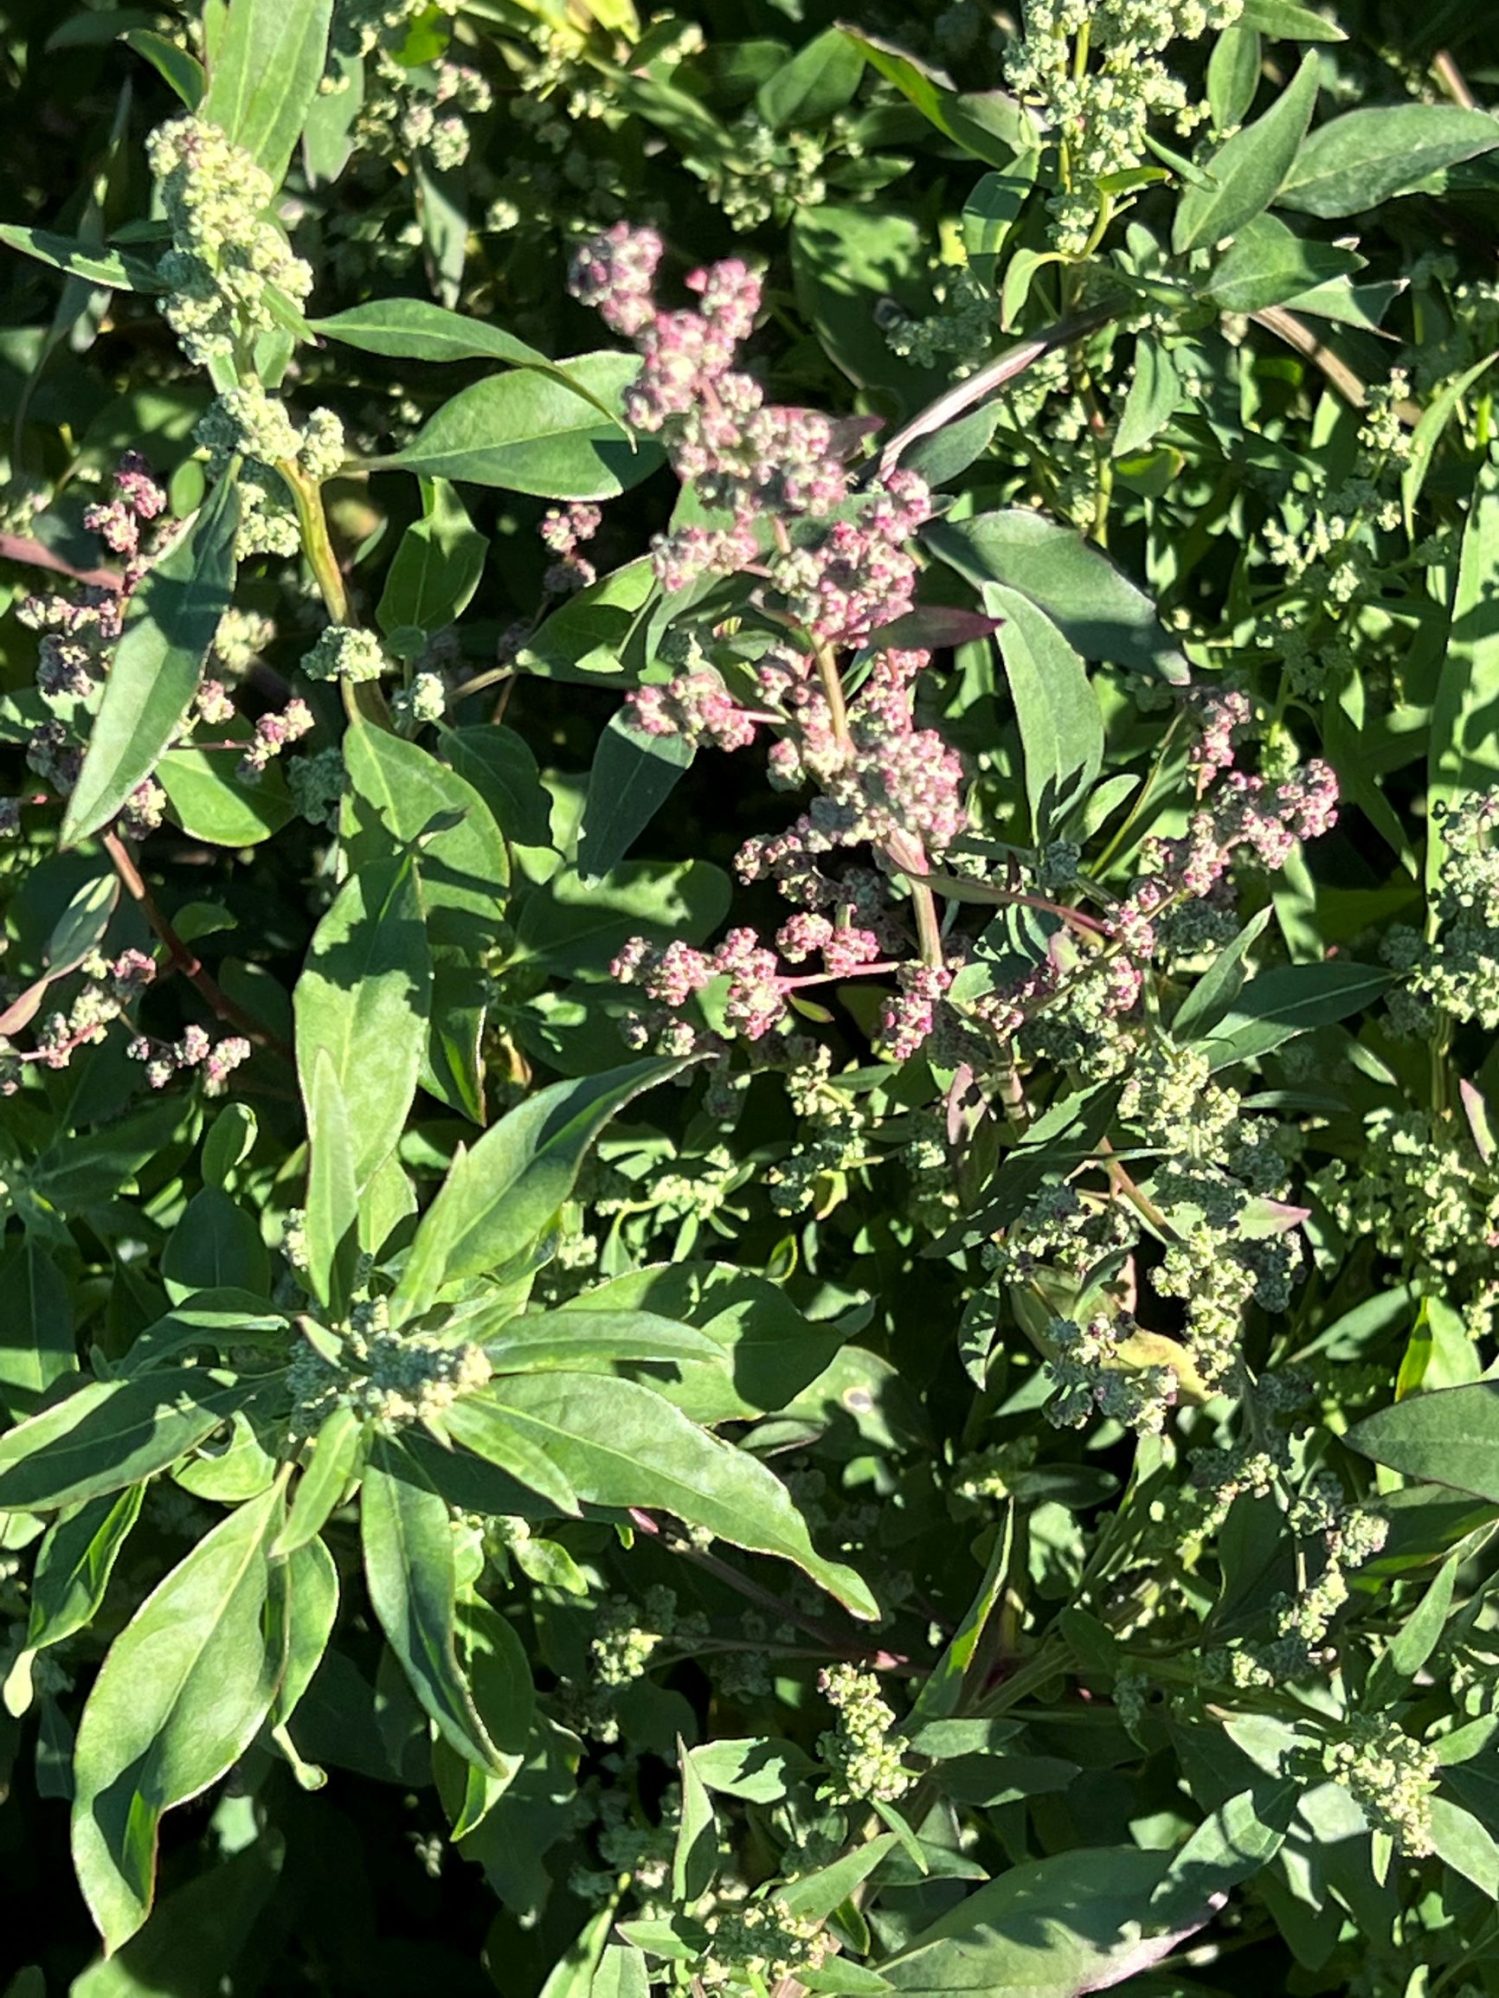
[238,697,314,782]
[566,223,934,632]
[128,1021,252,1094]
[82,450,167,564]
[540,501,602,596]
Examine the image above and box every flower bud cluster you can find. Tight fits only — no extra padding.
[128,1021,252,1095]
[196,390,346,560]
[816,1664,914,1806]
[0,949,156,1094]
[290,1310,493,1433]
[146,116,313,367]
[301,625,391,685]
[1323,1716,1439,1857]
[540,500,602,596]
[700,1899,830,1990]
[1003,0,1242,254]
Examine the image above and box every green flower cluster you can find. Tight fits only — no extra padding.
[1324,1716,1439,1857]
[817,1664,914,1807]
[301,625,390,685]
[290,1310,492,1432]
[146,116,313,366]
[1003,0,1242,253]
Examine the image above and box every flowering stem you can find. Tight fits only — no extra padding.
[811,638,851,749]
[911,865,1108,938]
[276,458,390,729]
[102,831,292,1059]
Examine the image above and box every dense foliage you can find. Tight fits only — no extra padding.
[5,0,1499,1991]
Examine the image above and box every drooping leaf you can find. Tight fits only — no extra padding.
[293,854,433,1188]
[62,474,240,846]
[0,224,166,294]
[476,1371,878,1618]
[986,584,1104,837]
[361,1434,506,1776]
[71,1483,285,1952]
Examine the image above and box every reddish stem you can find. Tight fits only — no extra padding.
[103,831,293,1061]
[0,534,121,592]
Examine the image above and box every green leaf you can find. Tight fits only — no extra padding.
[757,28,864,130]
[371,354,664,500]
[790,205,951,409]
[1278,105,1499,219]
[880,1847,1214,1996]
[69,1840,282,1997]
[1113,337,1182,457]
[121,27,207,108]
[273,1405,363,1559]
[577,710,694,883]
[1206,23,1262,132]
[444,726,552,846]
[477,1372,878,1618]
[22,1486,144,1657]
[158,742,294,847]
[1366,1551,1462,1707]
[1148,1781,1297,1927]
[161,1186,270,1302]
[1173,49,1319,253]
[362,1434,506,1775]
[690,1736,817,1804]
[1204,212,1363,314]
[441,1393,582,1516]
[392,1057,691,1319]
[62,475,240,846]
[1401,351,1498,533]
[293,854,433,1188]
[592,1946,650,1998]
[844,33,1035,167]
[201,0,333,188]
[482,1307,730,1375]
[1429,461,1499,898]
[344,717,511,947]
[376,478,487,639]
[673,1735,717,1902]
[1347,1382,1499,1503]
[0,1233,77,1420]
[71,1483,284,1952]
[986,585,1103,838]
[440,1596,534,1835]
[1240,0,1346,37]
[1200,961,1391,1070]
[0,223,165,293]
[0,1370,250,1512]
[304,1048,360,1316]
[310,297,560,371]
[1171,907,1274,1041]
[962,156,1040,290]
[928,511,1189,683]
[515,556,655,683]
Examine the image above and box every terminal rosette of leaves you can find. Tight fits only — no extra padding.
[4,0,1499,1992]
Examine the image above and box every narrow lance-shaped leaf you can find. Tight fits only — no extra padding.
[1347,1382,1499,1504]
[479,1371,879,1619]
[0,223,166,294]
[293,853,433,1189]
[62,473,240,846]
[303,1048,360,1316]
[71,1482,285,1953]
[0,1371,251,1512]
[1172,49,1319,253]
[393,1057,692,1320]
[1277,104,1499,220]
[361,1434,506,1775]
[368,353,664,500]
[201,0,333,188]
[577,710,694,884]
